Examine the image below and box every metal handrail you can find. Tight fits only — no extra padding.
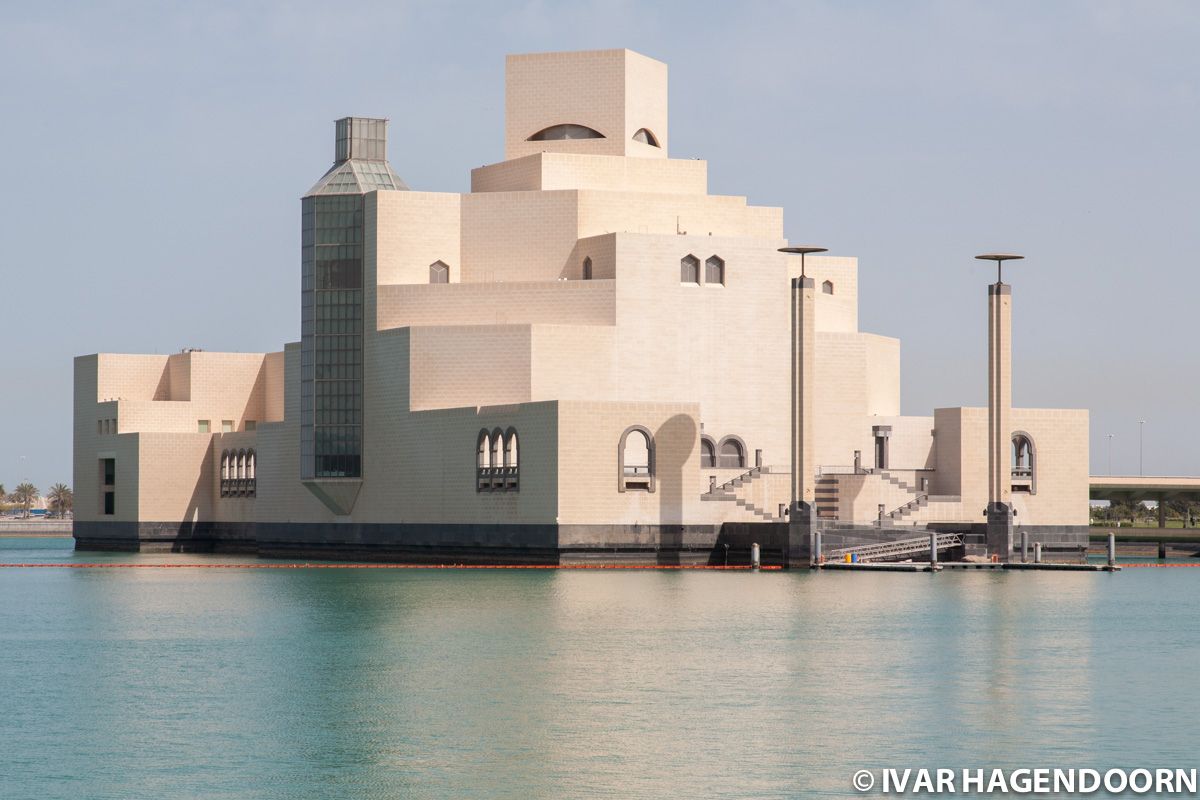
[886,494,928,519]
[827,532,963,563]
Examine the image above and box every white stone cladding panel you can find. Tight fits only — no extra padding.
[135,433,213,522]
[377,280,615,330]
[933,407,1089,526]
[577,191,782,242]
[505,49,667,161]
[611,234,790,471]
[472,153,706,194]
[371,190,462,285]
[461,190,580,283]
[409,325,534,411]
[786,255,860,333]
[254,343,336,523]
[555,401,700,527]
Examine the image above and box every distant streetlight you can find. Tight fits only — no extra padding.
[778,246,829,278]
[1106,434,1114,476]
[974,252,1025,284]
[1138,420,1147,476]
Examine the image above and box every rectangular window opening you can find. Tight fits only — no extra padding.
[198,420,210,434]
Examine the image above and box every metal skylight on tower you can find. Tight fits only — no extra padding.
[305,117,409,196]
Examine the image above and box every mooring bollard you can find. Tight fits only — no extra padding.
[1108,532,1117,567]
[1021,531,1028,563]
[929,532,938,567]
[1034,542,1042,564]
[751,542,761,571]
[814,531,823,566]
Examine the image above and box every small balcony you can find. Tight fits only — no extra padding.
[220,478,257,498]
[477,466,519,493]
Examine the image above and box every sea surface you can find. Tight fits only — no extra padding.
[2,537,1198,799]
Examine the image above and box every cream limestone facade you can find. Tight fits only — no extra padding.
[73,49,1089,561]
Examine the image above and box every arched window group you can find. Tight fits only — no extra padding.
[477,427,519,492]
[700,434,751,470]
[618,425,656,492]
[1012,432,1036,494]
[220,449,257,498]
[680,254,726,286]
[717,436,746,469]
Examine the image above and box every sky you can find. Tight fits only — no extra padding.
[1,0,1197,492]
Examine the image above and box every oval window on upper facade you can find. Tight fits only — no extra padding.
[632,128,660,147]
[528,124,604,141]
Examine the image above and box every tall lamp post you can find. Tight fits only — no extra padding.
[976,252,1024,562]
[1138,420,1147,476]
[780,245,827,565]
[1106,433,1114,476]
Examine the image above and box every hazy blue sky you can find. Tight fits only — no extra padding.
[2,1,1197,491]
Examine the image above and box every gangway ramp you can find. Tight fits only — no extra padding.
[826,532,962,563]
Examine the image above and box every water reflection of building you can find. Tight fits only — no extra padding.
[72,49,1089,561]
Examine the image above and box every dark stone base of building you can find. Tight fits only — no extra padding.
[72,520,1092,567]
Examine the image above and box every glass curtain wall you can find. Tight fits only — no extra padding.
[300,195,364,478]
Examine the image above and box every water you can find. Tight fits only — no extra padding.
[2,538,1198,799]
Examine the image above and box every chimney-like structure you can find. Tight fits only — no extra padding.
[298,117,408,517]
[781,246,826,565]
[791,274,816,520]
[979,253,1023,561]
[335,117,388,162]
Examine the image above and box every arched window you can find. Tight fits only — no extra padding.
[632,128,660,147]
[1012,432,1037,494]
[717,436,746,469]
[705,255,725,285]
[700,436,717,469]
[247,450,256,480]
[582,256,593,280]
[618,425,655,492]
[221,450,229,481]
[478,431,491,469]
[822,280,834,295]
[680,255,700,285]
[490,428,503,473]
[528,124,604,141]
[429,261,449,284]
[237,450,245,480]
[502,428,520,492]
[504,429,519,468]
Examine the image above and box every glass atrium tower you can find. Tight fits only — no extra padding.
[300,118,408,482]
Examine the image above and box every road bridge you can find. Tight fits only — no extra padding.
[1090,476,1200,528]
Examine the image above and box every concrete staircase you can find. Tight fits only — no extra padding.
[701,466,784,522]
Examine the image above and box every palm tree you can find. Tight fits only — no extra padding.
[47,483,73,518]
[10,482,38,519]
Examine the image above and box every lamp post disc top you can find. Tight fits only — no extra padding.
[975,253,1024,284]
[779,246,829,255]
